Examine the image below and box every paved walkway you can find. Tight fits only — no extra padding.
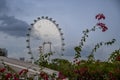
[0,56,59,76]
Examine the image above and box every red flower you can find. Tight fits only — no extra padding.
[13,74,19,80]
[40,71,48,80]
[0,68,6,73]
[96,22,108,32]
[76,61,80,65]
[74,69,79,74]
[6,73,12,80]
[74,67,88,75]
[108,72,113,77]
[58,72,66,79]
[79,67,88,74]
[108,72,117,80]
[115,55,120,61]
[95,13,105,20]
[19,69,28,75]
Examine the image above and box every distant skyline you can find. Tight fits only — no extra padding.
[0,0,120,61]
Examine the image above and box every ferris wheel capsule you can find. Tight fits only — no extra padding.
[45,16,48,19]
[31,23,34,26]
[34,20,37,22]
[56,24,59,27]
[41,16,44,19]
[37,17,40,20]
[49,18,52,21]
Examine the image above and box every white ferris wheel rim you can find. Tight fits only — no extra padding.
[26,16,65,62]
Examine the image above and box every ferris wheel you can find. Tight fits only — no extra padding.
[26,16,65,62]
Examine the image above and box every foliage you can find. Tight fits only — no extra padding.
[0,13,119,80]
[108,49,120,62]
[36,13,120,80]
[74,13,108,60]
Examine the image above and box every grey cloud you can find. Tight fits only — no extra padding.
[0,15,29,37]
[0,0,7,11]
[0,0,8,15]
[0,0,29,37]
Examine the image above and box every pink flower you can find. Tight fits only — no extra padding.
[19,69,28,75]
[95,13,105,20]
[96,22,108,32]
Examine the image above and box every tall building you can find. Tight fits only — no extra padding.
[0,48,7,57]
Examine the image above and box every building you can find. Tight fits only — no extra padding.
[0,48,7,57]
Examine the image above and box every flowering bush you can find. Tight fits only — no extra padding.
[0,13,120,80]
[37,13,120,80]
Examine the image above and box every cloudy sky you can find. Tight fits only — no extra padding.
[0,0,120,61]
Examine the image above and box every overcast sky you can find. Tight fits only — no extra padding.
[0,0,120,61]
